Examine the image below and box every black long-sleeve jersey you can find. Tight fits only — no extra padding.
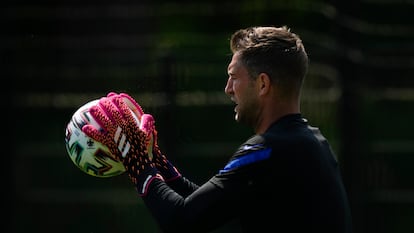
[142,114,353,233]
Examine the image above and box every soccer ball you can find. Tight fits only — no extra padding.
[64,99,126,178]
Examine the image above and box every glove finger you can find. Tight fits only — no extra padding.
[119,93,144,116]
[140,114,155,160]
[89,104,116,134]
[82,124,104,142]
[106,93,144,125]
[82,124,118,160]
[110,95,140,127]
[107,92,119,97]
[98,97,125,126]
[140,114,155,135]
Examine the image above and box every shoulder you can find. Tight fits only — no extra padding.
[219,135,272,174]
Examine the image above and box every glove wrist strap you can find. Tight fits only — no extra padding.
[137,172,164,197]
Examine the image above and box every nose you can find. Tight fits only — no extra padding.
[224,78,233,96]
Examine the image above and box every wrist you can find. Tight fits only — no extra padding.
[153,152,182,182]
[163,162,182,182]
[138,172,164,197]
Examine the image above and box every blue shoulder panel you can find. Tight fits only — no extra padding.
[219,147,272,174]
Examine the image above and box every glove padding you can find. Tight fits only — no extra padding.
[105,92,181,182]
[82,94,163,196]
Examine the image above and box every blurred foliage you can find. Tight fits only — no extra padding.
[4,0,414,232]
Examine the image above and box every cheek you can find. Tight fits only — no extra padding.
[233,81,243,94]
[235,81,254,98]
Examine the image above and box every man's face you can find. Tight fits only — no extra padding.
[224,53,260,126]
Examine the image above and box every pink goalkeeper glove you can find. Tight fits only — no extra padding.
[106,92,181,182]
[82,94,163,196]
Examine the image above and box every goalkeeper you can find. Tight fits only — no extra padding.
[82,25,353,233]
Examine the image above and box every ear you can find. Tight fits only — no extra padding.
[257,73,271,96]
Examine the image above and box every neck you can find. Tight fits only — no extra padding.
[254,99,300,134]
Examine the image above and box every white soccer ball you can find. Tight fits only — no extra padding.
[64,99,126,178]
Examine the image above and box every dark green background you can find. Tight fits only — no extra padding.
[4,0,414,232]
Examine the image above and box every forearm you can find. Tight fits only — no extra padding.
[142,179,186,232]
[141,178,232,233]
[166,176,199,197]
